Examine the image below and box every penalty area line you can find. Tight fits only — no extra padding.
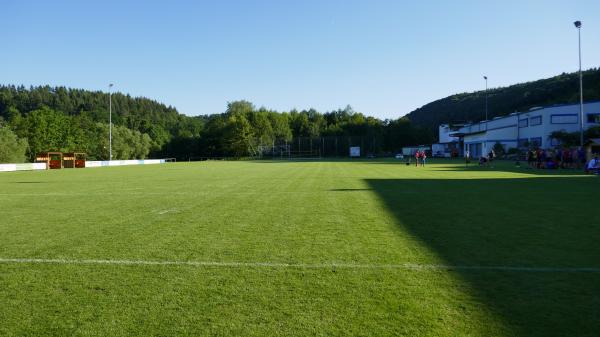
[0,258,600,273]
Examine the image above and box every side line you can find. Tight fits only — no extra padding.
[1,258,599,273]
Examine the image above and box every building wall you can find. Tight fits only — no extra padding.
[457,101,600,157]
[438,124,460,143]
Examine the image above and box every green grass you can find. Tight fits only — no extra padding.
[0,159,599,336]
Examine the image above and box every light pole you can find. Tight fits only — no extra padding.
[574,21,584,148]
[516,111,520,166]
[484,76,488,130]
[109,83,114,160]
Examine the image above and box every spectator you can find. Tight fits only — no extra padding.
[587,156,599,175]
[527,150,535,168]
[465,150,471,166]
[488,150,495,168]
[572,148,581,169]
[564,148,572,169]
[578,148,587,170]
[415,151,420,167]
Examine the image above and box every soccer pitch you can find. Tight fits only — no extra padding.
[1,159,598,336]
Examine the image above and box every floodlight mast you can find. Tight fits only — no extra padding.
[574,21,583,148]
[109,83,114,161]
[484,76,488,130]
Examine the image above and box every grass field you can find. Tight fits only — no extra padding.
[1,159,599,336]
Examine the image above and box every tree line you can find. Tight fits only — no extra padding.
[0,85,432,163]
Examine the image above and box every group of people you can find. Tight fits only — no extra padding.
[414,150,427,167]
[463,150,496,167]
[526,147,587,170]
[478,150,496,167]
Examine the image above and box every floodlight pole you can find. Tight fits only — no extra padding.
[484,76,488,130]
[109,83,114,161]
[574,21,584,147]
[516,111,521,166]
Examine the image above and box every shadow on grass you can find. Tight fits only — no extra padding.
[433,163,589,176]
[366,177,600,336]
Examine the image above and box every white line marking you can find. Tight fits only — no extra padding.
[0,258,599,272]
[156,208,178,215]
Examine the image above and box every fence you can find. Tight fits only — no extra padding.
[84,159,168,168]
[256,136,385,159]
[0,163,47,172]
[1,159,175,173]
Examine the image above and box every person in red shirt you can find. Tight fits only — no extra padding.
[415,151,420,167]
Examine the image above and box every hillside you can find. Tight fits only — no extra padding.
[406,68,600,136]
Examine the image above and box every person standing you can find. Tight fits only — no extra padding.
[578,147,587,169]
[421,151,427,167]
[587,156,599,174]
[564,148,572,169]
[415,150,420,167]
[465,150,471,167]
[488,150,495,168]
[571,148,578,169]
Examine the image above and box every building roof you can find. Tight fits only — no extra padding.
[446,100,600,132]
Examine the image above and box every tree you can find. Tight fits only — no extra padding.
[493,142,506,158]
[268,112,292,141]
[223,112,254,156]
[0,85,439,159]
[19,106,70,159]
[0,125,28,163]
[248,109,274,145]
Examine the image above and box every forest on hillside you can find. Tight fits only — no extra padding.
[406,68,600,137]
[0,86,432,162]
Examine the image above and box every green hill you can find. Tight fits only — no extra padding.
[406,68,600,137]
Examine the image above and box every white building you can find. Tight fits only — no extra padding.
[437,101,600,158]
[432,124,465,157]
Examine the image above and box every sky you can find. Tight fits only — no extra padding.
[1,0,599,119]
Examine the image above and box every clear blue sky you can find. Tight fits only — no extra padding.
[2,0,599,119]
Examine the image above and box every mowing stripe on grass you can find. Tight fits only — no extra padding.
[1,258,599,272]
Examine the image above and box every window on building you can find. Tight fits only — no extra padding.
[530,137,542,147]
[519,119,528,128]
[551,114,578,124]
[550,138,562,146]
[587,113,600,123]
[530,116,542,126]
